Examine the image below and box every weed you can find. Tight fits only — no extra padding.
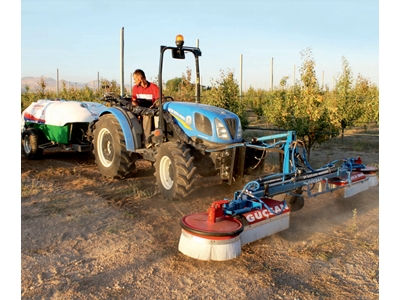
[124,211,135,219]
[105,223,120,235]
[81,206,94,215]
[348,209,358,233]
[356,240,377,252]
[115,181,156,199]
[317,251,333,261]
[369,269,379,280]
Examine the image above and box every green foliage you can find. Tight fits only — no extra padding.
[332,56,363,137]
[243,86,267,117]
[352,74,379,125]
[163,68,196,102]
[21,77,54,111]
[165,77,182,93]
[202,68,249,128]
[21,77,106,112]
[21,53,379,152]
[260,48,340,158]
[21,85,39,111]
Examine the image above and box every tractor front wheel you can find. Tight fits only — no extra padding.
[154,142,196,200]
[93,114,138,178]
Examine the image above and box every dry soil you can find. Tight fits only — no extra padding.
[20,134,379,299]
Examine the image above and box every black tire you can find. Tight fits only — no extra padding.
[154,142,196,200]
[22,129,43,159]
[93,114,138,178]
[284,188,305,212]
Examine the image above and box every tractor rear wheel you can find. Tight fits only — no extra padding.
[154,142,196,200]
[22,129,43,159]
[93,114,138,178]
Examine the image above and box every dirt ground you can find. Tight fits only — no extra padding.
[20,133,380,300]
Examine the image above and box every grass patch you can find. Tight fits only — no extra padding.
[317,251,333,262]
[352,141,366,152]
[296,239,337,261]
[356,240,378,252]
[123,211,136,219]
[21,180,42,198]
[41,195,70,216]
[105,222,121,235]
[316,135,378,153]
[113,181,156,199]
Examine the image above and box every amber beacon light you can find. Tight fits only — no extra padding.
[175,34,184,48]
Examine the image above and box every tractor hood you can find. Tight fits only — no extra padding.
[163,101,243,144]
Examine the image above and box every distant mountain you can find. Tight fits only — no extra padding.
[21,77,131,93]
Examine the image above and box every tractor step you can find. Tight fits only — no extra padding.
[71,144,91,152]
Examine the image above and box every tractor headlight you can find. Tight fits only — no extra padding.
[215,119,229,140]
[237,120,242,139]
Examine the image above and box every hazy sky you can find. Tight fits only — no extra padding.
[20,0,379,90]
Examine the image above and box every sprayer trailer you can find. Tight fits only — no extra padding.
[177,131,379,261]
[21,99,106,159]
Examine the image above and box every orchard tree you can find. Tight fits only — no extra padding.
[58,80,71,100]
[21,85,40,111]
[202,68,248,128]
[100,79,120,95]
[262,48,339,158]
[333,56,362,138]
[164,68,195,101]
[353,74,379,125]
[244,86,267,117]
[36,76,48,99]
[165,77,182,95]
[178,67,195,101]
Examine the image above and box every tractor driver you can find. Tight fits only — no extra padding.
[131,69,160,148]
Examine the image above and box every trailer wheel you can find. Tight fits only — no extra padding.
[93,114,138,178]
[154,142,196,200]
[22,129,43,159]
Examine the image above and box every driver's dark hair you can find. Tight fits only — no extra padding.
[133,69,146,79]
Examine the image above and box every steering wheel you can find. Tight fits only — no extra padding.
[102,93,121,106]
[151,96,174,108]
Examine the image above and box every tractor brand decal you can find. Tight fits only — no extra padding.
[185,116,192,126]
[244,204,289,223]
[168,108,185,120]
[168,108,193,131]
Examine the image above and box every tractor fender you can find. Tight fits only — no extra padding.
[99,107,141,152]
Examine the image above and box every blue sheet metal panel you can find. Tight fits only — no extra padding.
[163,102,243,144]
[99,107,136,151]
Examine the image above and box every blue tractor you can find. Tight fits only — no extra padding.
[91,35,264,200]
